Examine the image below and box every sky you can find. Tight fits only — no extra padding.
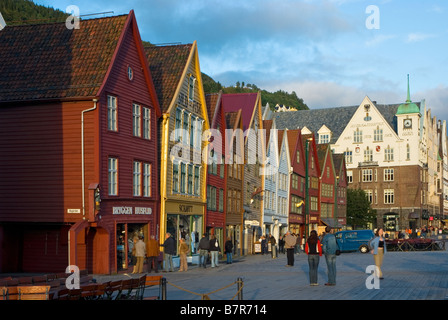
[33,0,448,121]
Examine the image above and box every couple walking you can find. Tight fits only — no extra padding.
[304,227,338,286]
[285,227,338,286]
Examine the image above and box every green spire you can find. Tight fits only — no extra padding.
[396,74,420,115]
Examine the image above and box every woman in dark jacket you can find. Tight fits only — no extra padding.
[224,237,234,264]
[305,230,323,286]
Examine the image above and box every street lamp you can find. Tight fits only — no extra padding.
[305,137,313,238]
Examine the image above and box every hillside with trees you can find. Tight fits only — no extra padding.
[0,0,68,25]
[202,74,308,111]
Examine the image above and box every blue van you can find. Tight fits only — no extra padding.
[335,230,375,253]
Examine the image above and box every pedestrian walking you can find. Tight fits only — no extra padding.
[269,234,277,259]
[178,238,190,272]
[146,234,160,273]
[224,237,234,264]
[161,232,175,272]
[305,230,323,286]
[134,235,146,274]
[198,233,210,268]
[284,231,296,266]
[209,235,220,268]
[370,228,387,279]
[321,226,338,286]
[278,235,284,254]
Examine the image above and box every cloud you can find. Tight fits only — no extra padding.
[365,34,397,47]
[406,32,437,43]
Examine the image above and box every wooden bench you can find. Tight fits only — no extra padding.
[104,280,123,300]
[141,275,164,300]
[18,285,51,300]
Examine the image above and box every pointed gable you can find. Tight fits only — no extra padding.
[144,43,193,113]
[222,93,259,132]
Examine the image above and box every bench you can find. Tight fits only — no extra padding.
[141,275,164,300]
[18,285,51,300]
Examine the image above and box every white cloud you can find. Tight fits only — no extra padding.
[406,32,437,43]
[365,34,397,47]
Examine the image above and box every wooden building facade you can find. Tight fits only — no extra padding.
[0,11,161,274]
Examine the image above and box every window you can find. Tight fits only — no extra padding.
[175,108,182,142]
[344,150,353,164]
[194,166,200,195]
[291,195,303,214]
[362,169,373,182]
[143,107,151,140]
[364,147,373,162]
[188,76,196,101]
[107,95,117,131]
[133,161,141,196]
[296,150,300,164]
[219,189,224,212]
[292,173,299,190]
[347,171,353,183]
[319,134,330,144]
[108,157,118,195]
[374,127,383,142]
[406,144,410,161]
[188,164,193,194]
[143,163,151,197]
[384,189,394,204]
[384,168,394,182]
[310,197,318,211]
[385,146,394,162]
[354,128,363,143]
[365,190,373,203]
[183,112,190,144]
[132,104,141,137]
[173,162,179,193]
[180,163,186,193]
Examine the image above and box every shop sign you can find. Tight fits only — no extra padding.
[113,207,133,215]
[67,209,81,214]
[112,206,153,215]
[135,207,152,215]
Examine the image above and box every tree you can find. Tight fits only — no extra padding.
[346,188,377,229]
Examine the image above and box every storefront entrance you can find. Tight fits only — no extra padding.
[116,223,149,272]
[167,214,203,256]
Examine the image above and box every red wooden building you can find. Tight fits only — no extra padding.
[286,129,306,236]
[0,11,161,274]
[205,92,227,247]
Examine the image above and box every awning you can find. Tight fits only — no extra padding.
[320,218,338,228]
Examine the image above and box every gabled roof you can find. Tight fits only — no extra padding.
[316,143,329,171]
[286,129,301,164]
[144,43,193,113]
[222,93,260,131]
[205,91,222,130]
[0,13,131,102]
[274,101,420,143]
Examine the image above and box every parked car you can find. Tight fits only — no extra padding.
[335,230,375,253]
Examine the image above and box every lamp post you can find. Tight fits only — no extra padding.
[305,138,312,238]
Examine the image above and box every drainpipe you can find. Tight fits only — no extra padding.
[81,99,98,220]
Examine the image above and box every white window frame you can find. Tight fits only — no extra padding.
[108,157,118,195]
[143,107,151,140]
[384,189,394,204]
[362,169,373,182]
[133,161,142,196]
[107,95,118,131]
[133,103,141,137]
[143,163,151,197]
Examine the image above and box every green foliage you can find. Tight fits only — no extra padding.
[0,0,68,25]
[202,74,308,111]
[347,188,377,229]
